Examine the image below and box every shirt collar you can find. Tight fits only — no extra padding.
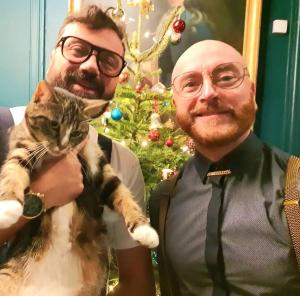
[193,132,263,182]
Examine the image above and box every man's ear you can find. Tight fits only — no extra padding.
[81,98,109,119]
[32,80,54,104]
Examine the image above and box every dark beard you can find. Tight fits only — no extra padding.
[53,69,107,100]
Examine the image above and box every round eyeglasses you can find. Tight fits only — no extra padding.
[172,62,249,98]
[57,36,126,78]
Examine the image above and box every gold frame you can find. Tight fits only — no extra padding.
[243,0,263,82]
[68,0,263,82]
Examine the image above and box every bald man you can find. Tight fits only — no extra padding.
[149,40,300,296]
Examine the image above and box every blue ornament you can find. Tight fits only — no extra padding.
[162,101,169,107]
[111,108,123,121]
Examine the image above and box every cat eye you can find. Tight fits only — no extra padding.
[50,121,59,130]
[71,130,82,138]
[57,36,126,77]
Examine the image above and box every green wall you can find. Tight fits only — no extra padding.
[256,0,300,155]
[0,0,68,107]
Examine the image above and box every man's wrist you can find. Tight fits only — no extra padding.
[22,191,45,219]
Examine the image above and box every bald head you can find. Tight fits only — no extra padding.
[172,40,247,81]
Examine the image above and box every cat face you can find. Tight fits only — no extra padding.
[25,81,108,156]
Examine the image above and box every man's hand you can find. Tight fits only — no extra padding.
[30,138,88,209]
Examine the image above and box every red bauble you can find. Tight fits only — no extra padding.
[148,129,160,141]
[173,19,186,33]
[165,138,174,147]
[135,83,143,94]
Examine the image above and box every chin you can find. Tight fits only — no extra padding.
[190,124,247,147]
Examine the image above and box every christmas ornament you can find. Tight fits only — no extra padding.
[161,168,174,180]
[135,83,143,94]
[165,138,174,147]
[186,137,196,152]
[164,118,176,130]
[170,31,182,45]
[111,108,123,121]
[148,129,160,141]
[141,140,149,148]
[112,7,124,19]
[173,19,186,33]
[118,71,129,84]
[149,112,163,129]
[151,82,166,94]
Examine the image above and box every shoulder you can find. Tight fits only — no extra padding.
[262,142,291,171]
[111,140,140,165]
[9,106,26,125]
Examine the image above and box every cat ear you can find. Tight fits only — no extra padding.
[32,80,54,104]
[81,99,109,119]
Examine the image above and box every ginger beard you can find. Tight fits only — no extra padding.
[175,94,256,148]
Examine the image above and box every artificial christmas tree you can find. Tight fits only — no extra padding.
[92,1,192,197]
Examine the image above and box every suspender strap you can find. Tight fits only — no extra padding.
[284,156,300,268]
[157,171,184,296]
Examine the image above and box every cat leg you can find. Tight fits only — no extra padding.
[0,148,31,228]
[100,166,159,248]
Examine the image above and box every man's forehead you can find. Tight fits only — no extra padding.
[61,23,124,56]
[172,41,245,78]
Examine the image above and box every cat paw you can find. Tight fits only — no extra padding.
[0,200,23,229]
[130,224,159,248]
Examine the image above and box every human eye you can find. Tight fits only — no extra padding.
[65,40,90,58]
[99,52,121,71]
[180,76,201,92]
[213,70,239,87]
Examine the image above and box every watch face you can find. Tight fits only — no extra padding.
[23,193,44,219]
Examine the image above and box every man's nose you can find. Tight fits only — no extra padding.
[79,50,100,75]
[198,76,217,102]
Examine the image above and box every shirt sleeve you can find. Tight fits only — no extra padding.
[103,140,146,250]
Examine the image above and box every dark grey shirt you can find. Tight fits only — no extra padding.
[165,133,300,295]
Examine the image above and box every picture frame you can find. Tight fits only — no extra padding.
[68,0,263,83]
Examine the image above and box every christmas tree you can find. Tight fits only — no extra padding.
[93,0,193,198]
[91,1,194,294]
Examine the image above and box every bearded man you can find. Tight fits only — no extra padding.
[149,40,300,296]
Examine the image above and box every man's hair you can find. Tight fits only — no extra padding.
[57,5,124,46]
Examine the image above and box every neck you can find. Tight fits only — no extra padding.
[195,130,251,162]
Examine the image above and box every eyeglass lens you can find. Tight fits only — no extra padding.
[173,63,246,97]
[62,36,124,77]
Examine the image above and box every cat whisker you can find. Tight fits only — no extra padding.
[26,143,49,170]
[31,148,49,171]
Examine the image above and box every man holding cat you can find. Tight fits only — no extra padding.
[0,5,155,296]
[149,40,300,295]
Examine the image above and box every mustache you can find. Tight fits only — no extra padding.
[190,101,234,116]
[55,70,105,99]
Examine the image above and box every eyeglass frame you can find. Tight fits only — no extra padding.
[171,62,250,99]
[56,35,127,78]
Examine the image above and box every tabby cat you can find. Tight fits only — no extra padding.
[0,80,158,296]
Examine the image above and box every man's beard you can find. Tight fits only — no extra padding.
[53,69,113,100]
[176,97,256,148]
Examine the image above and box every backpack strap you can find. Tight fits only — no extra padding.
[97,133,112,163]
[284,155,300,268]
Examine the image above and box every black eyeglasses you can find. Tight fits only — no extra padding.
[57,36,126,77]
[172,62,249,98]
